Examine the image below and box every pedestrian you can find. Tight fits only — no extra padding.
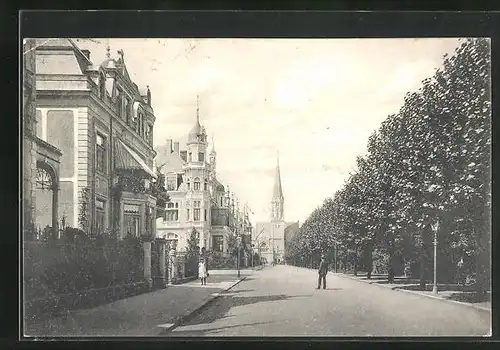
[199,258,207,285]
[317,254,328,290]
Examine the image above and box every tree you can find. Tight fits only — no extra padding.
[286,38,490,298]
[78,187,91,234]
[185,228,200,276]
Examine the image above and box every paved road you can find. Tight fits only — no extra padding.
[166,265,491,337]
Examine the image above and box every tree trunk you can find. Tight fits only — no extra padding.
[366,247,373,279]
[353,250,359,276]
[474,221,490,298]
[387,253,395,284]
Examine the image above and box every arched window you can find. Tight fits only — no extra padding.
[204,179,208,191]
[36,167,53,190]
[194,177,200,191]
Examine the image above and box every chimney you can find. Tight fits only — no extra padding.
[81,49,91,60]
[174,142,180,154]
[166,139,173,154]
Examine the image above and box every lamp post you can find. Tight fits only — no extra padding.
[431,220,440,295]
[237,234,242,278]
[334,241,338,273]
[251,243,254,267]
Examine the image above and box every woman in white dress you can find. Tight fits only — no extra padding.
[199,258,207,285]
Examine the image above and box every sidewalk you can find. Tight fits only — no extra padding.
[208,265,265,275]
[24,274,248,337]
[335,272,491,313]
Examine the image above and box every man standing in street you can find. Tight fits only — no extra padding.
[317,254,328,289]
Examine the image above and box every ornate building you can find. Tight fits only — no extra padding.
[23,38,62,239]
[156,99,252,254]
[33,38,159,239]
[255,153,299,264]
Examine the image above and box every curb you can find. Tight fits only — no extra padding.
[160,277,247,333]
[335,273,491,313]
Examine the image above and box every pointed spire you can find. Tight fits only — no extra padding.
[272,150,284,201]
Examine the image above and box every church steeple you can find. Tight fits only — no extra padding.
[271,151,284,221]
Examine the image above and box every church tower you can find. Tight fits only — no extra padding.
[271,151,284,222]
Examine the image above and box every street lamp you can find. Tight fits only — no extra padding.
[251,244,255,267]
[431,220,440,295]
[334,241,338,273]
[237,234,242,278]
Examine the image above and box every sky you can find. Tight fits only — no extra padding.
[73,38,462,225]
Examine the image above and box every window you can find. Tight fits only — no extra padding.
[99,73,106,99]
[187,179,190,190]
[180,151,187,162]
[188,152,192,162]
[212,236,224,253]
[139,114,144,137]
[165,202,179,222]
[204,209,207,221]
[124,204,141,237]
[95,199,106,234]
[198,152,205,162]
[220,197,223,207]
[147,124,153,144]
[126,98,132,123]
[36,167,53,190]
[194,200,200,221]
[115,88,123,116]
[194,177,200,191]
[186,208,190,221]
[96,133,106,174]
[166,177,177,191]
[204,179,208,191]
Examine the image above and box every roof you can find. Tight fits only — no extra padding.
[215,181,225,192]
[188,119,204,143]
[35,38,91,75]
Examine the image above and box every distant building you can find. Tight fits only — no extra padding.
[254,154,297,264]
[33,38,159,238]
[156,101,252,253]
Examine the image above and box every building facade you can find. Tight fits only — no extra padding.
[156,105,252,254]
[34,38,159,239]
[23,38,62,239]
[254,154,298,264]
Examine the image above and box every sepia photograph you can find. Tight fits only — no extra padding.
[22,36,491,337]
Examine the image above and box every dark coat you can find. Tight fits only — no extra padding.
[318,260,328,276]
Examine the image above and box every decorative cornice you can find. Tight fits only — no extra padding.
[34,137,63,156]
